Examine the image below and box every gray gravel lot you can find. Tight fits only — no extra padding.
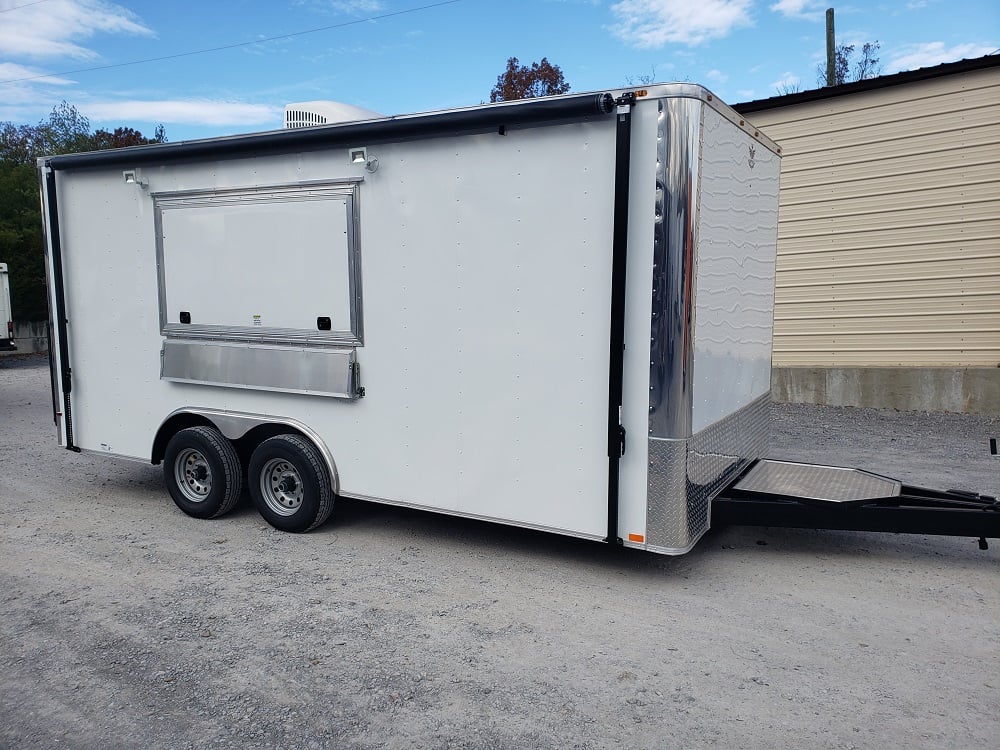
[2,353,998,749]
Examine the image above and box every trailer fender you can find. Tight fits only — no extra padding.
[152,408,340,495]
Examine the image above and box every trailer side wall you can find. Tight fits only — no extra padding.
[47,117,623,540]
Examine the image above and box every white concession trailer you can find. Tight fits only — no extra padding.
[0,262,15,351]
[39,85,998,554]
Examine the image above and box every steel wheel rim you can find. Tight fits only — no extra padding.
[174,448,212,503]
[260,458,304,516]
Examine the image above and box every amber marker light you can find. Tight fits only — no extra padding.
[628,533,645,543]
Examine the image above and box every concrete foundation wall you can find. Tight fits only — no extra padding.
[772,367,1000,415]
[0,321,48,355]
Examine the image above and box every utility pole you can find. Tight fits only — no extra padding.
[825,8,836,86]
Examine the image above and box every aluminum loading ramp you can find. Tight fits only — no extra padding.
[733,460,902,505]
[714,459,1000,548]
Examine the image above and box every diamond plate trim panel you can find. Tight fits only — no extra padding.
[646,438,688,552]
[647,394,770,552]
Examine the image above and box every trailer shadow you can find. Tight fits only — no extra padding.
[325,495,998,574]
[324,495,692,572]
[87,465,998,573]
[704,522,998,565]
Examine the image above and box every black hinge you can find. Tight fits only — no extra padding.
[616,92,638,107]
[608,424,627,458]
[352,360,365,399]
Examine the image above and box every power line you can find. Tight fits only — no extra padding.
[0,0,463,85]
[0,0,54,12]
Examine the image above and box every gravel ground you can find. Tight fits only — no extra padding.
[2,353,998,749]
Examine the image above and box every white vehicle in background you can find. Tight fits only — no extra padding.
[38,86,999,554]
[0,262,15,351]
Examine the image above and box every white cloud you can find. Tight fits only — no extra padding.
[887,42,996,72]
[770,71,800,90]
[294,0,385,14]
[0,62,73,87]
[610,0,753,48]
[705,68,728,83]
[0,63,75,113]
[325,0,384,12]
[769,0,825,21]
[0,94,278,130]
[84,100,282,127]
[0,0,152,60]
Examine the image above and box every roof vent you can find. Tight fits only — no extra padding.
[283,101,384,129]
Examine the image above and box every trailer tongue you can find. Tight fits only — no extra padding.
[714,458,1000,549]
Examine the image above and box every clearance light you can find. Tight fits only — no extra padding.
[122,169,147,188]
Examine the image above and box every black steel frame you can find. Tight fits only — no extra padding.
[714,477,1000,546]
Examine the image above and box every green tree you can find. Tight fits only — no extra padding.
[490,57,570,102]
[0,162,47,321]
[0,123,40,164]
[90,125,167,150]
[0,103,167,321]
[41,101,93,156]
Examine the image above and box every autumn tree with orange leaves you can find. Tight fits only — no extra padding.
[490,57,570,102]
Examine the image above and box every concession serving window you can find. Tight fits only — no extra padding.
[153,180,363,346]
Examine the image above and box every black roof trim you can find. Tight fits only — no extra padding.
[734,53,999,114]
[45,92,616,171]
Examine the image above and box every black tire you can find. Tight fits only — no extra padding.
[247,434,334,533]
[163,426,243,519]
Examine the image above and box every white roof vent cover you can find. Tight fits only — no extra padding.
[284,101,384,129]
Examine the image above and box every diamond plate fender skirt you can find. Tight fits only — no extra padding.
[646,394,770,553]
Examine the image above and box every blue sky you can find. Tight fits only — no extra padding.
[1,0,997,142]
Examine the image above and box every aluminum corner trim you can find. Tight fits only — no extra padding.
[649,96,703,440]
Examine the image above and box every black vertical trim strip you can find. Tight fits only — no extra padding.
[46,319,58,423]
[606,96,635,545]
[43,165,78,451]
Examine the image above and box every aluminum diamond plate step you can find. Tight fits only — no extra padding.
[733,460,902,505]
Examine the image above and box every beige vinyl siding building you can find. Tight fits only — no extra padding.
[735,55,1000,413]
